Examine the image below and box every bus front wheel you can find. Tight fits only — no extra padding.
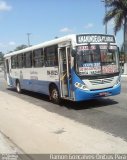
[50,86,60,104]
[16,81,22,93]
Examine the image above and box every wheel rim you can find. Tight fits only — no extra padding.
[50,87,60,104]
[52,89,58,101]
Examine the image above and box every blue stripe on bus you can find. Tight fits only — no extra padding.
[11,78,59,95]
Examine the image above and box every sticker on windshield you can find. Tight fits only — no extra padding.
[83,62,100,67]
[77,46,96,51]
[79,66,101,75]
[102,65,118,73]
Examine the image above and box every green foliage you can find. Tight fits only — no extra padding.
[103,0,127,35]
[0,52,4,65]
[14,44,28,51]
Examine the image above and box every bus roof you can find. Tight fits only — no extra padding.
[4,34,76,58]
[4,33,116,58]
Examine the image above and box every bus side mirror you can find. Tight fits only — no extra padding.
[71,49,76,57]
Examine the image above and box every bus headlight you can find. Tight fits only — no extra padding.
[75,82,89,90]
[114,76,121,86]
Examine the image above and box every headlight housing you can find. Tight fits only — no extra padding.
[75,82,89,91]
[114,76,121,87]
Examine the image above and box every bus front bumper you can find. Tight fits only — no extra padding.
[74,83,121,101]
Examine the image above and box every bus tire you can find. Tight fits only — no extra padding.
[50,86,60,104]
[16,80,22,93]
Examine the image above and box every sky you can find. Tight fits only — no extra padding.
[0,0,123,53]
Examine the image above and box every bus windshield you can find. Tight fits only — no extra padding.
[76,45,119,76]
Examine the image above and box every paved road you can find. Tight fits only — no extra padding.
[0,72,127,142]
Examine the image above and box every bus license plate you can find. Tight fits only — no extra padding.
[99,92,109,96]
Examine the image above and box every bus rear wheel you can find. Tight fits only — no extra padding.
[16,81,22,93]
[50,86,60,104]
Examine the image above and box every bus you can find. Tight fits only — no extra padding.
[4,34,121,104]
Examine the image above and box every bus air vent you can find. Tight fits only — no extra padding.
[89,77,114,85]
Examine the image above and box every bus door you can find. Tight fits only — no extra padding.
[58,46,72,99]
[5,58,12,86]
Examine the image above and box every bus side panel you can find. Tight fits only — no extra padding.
[31,67,59,95]
[10,67,59,95]
[10,76,59,96]
[30,79,59,95]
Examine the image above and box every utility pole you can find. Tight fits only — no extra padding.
[102,0,108,34]
[27,33,31,47]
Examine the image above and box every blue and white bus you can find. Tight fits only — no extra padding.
[4,34,121,104]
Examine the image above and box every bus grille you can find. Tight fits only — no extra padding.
[89,77,114,85]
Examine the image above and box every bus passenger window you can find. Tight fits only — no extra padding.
[24,52,32,68]
[17,54,23,68]
[33,49,44,67]
[44,45,58,67]
[11,55,17,69]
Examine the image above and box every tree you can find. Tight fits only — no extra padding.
[103,0,127,69]
[14,44,28,51]
[0,52,4,65]
[103,0,127,35]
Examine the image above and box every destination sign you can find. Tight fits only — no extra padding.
[77,34,115,44]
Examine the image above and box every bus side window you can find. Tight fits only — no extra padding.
[17,54,23,68]
[24,52,32,68]
[6,59,9,73]
[44,45,58,67]
[54,46,58,66]
[11,55,17,69]
[33,48,44,67]
[44,48,48,67]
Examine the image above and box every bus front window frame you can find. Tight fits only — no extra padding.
[75,44,120,77]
